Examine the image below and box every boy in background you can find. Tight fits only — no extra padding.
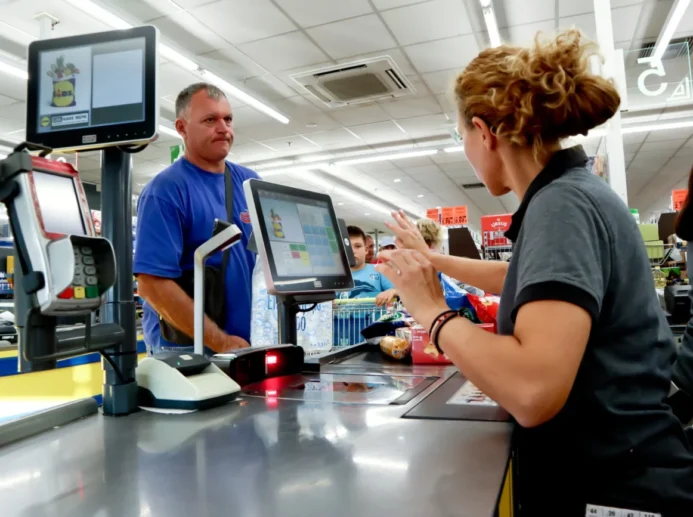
[347,226,396,306]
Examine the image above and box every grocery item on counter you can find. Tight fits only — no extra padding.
[467,294,500,324]
[380,335,412,360]
[411,323,496,365]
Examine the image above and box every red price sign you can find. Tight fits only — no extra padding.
[426,208,440,222]
[453,206,468,226]
[673,189,688,211]
[441,207,455,226]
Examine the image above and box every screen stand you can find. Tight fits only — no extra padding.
[100,148,138,416]
[276,293,335,346]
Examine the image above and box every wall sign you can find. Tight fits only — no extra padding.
[673,189,688,211]
[426,208,440,222]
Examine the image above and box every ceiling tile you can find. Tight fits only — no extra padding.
[167,0,215,7]
[405,35,480,74]
[157,64,209,101]
[499,0,555,27]
[235,121,298,141]
[611,5,642,43]
[503,20,556,47]
[261,136,321,154]
[349,120,410,144]
[150,11,228,54]
[190,0,295,45]
[558,0,591,18]
[241,75,303,102]
[381,0,473,46]
[639,139,687,153]
[380,96,443,119]
[101,0,183,22]
[307,15,397,60]
[330,103,391,126]
[422,68,459,95]
[274,0,373,27]
[559,13,597,40]
[396,113,451,137]
[373,0,428,10]
[646,128,693,142]
[238,32,328,71]
[303,128,365,148]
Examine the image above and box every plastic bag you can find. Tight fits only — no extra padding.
[250,262,333,355]
[467,294,501,324]
[440,274,480,322]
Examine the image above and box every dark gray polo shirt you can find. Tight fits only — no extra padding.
[498,146,693,515]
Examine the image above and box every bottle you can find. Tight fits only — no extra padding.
[630,208,640,224]
[653,266,667,289]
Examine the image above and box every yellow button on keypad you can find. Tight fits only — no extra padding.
[74,287,85,299]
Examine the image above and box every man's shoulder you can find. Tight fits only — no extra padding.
[228,161,260,180]
[141,160,190,200]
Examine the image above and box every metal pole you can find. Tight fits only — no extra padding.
[100,147,138,416]
[277,298,298,346]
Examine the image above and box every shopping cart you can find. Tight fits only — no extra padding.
[332,298,389,347]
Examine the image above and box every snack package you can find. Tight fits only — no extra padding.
[466,294,501,324]
[411,323,496,364]
[380,335,412,360]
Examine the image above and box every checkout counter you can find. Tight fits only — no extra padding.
[0,26,514,517]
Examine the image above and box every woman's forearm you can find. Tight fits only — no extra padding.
[427,253,508,294]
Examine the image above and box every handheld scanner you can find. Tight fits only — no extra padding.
[0,151,116,316]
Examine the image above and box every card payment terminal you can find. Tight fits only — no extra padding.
[0,150,115,315]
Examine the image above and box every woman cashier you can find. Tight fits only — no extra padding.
[378,30,693,516]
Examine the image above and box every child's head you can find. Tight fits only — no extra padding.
[417,219,444,251]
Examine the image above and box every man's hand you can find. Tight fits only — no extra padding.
[375,288,397,307]
[213,335,250,353]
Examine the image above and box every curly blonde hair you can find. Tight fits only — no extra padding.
[417,219,443,250]
[455,29,621,159]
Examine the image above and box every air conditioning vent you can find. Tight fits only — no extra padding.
[291,56,416,107]
[461,182,485,189]
[638,37,693,60]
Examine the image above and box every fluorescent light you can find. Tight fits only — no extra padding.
[480,0,502,47]
[417,194,424,198]
[622,120,693,134]
[652,0,692,63]
[394,178,401,183]
[335,149,438,167]
[64,0,289,125]
[444,146,465,153]
[0,61,27,80]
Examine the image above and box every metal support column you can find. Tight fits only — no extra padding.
[100,148,138,416]
[594,0,629,205]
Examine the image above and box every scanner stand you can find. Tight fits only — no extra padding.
[135,219,243,411]
[277,293,336,346]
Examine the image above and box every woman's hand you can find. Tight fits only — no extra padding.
[385,210,430,256]
[376,249,448,329]
[375,288,397,307]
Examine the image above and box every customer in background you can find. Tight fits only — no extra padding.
[416,218,444,252]
[134,83,258,355]
[671,166,693,426]
[365,235,375,264]
[346,225,396,306]
[378,30,693,516]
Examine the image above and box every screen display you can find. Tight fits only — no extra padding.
[36,37,146,134]
[258,190,348,278]
[32,172,86,236]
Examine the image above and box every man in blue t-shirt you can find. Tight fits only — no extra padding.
[134,83,259,355]
[345,225,396,306]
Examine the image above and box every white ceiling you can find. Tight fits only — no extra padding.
[0,0,690,232]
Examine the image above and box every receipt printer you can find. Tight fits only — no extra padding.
[665,284,691,324]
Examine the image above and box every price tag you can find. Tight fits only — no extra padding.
[441,207,454,226]
[426,208,440,222]
[672,189,688,211]
[453,206,468,226]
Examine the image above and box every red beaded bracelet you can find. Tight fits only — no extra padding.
[428,309,459,355]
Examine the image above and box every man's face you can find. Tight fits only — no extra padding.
[176,90,234,162]
[365,236,375,263]
[350,236,366,269]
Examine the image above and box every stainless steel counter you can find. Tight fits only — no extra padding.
[0,361,513,517]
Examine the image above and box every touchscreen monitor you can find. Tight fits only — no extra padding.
[26,26,158,151]
[32,171,86,236]
[244,179,354,295]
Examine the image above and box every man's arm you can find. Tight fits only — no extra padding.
[428,253,508,294]
[137,275,246,352]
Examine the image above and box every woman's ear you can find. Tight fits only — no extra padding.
[472,116,496,152]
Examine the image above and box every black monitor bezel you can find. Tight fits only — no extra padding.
[246,179,354,294]
[26,25,158,151]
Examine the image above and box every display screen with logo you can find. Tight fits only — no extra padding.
[244,179,354,295]
[26,26,159,151]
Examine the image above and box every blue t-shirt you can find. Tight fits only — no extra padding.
[134,158,259,348]
[346,264,394,299]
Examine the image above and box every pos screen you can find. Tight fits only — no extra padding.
[32,172,86,236]
[26,26,158,151]
[244,179,354,295]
